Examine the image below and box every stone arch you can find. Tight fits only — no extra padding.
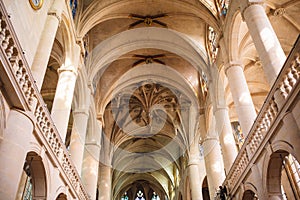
[99,63,199,115]
[272,139,300,163]
[73,66,90,111]
[86,27,209,82]
[242,190,257,200]
[54,185,69,200]
[56,193,68,200]
[178,192,183,200]
[20,152,47,199]
[202,176,210,200]
[78,0,219,37]
[227,11,244,62]
[60,13,76,62]
[261,140,300,199]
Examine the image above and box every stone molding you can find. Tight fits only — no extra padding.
[223,36,300,195]
[0,2,90,199]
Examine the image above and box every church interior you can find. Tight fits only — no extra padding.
[0,0,299,199]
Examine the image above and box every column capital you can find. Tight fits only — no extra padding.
[240,0,264,21]
[73,108,89,117]
[224,61,243,76]
[57,67,78,76]
[202,136,219,143]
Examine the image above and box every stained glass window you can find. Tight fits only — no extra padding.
[70,0,78,19]
[121,192,129,200]
[22,160,33,200]
[207,26,218,63]
[151,192,160,200]
[231,121,244,149]
[217,0,230,17]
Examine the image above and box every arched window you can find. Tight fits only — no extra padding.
[216,0,230,17]
[151,192,160,200]
[135,190,145,200]
[69,0,78,19]
[17,152,47,200]
[231,121,244,150]
[22,158,33,200]
[207,26,218,63]
[202,176,210,200]
[281,154,300,199]
[121,192,129,200]
[56,193,68,200]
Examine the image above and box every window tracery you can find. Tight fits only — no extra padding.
[135,190,145,200]
[207,26,219,63]
[231,121,244,150]
[22,159,33,200]
[69,0,78,19]
[121,192,129,200]
[151,192,160,200]
[217,0,230,17]
[199,71,208,101]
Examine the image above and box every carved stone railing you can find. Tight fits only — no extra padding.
[224,35,300,194]
[0,2,90,199]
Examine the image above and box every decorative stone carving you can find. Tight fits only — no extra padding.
[273,8,286,17]
[0,4,90,199]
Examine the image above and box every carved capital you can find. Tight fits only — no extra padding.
[73,108,89,117]
[57,67,78,76]
[272,8,286,17]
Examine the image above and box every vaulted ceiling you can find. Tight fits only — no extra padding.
[43,0,300,199]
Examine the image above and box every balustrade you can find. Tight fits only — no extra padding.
[0,2,89,199]
[224,36,300,194]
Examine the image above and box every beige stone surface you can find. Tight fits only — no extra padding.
[0,0,299,199]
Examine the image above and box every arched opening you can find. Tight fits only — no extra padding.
[56,193,68,200]
[17,152,47,200]
[281,154,300,199]
[242,190,258,200]
[202,176,210,200]
[178,192,183,200]
[268,150,300,199]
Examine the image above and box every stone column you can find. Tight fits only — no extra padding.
[82,143,101,200]
[0,110,34,199]
[31,0,65,90]
[188,148,203,200]
[203,137,225,199]
[51,45,81,141]
[203,137,226,199]
[241,0,286,85]
[98,164,112,200]
[225,62,257,136]
[214,107,238,173]
[82,119,102,199]
[69,108,89,175]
